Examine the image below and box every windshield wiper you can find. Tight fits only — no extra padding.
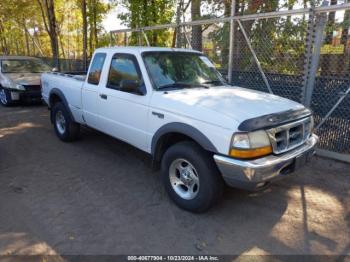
[158,82,209,90]
[158,83,192,90]
[201,80,225,86]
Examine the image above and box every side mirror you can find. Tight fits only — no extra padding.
[52,67,59,72]
[119,79,144,95]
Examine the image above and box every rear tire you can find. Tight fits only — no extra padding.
[0,88,13,107]
[161,141,223,213]
[52,102,80,142]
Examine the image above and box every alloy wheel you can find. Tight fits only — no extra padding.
[0,89,7,105]
[55,111,66,134]
[169,158,200,200]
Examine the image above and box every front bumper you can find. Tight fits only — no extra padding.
[8,88,42,102]
[214,134,318,190]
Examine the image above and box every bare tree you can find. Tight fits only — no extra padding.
[0,19,9,55]
[320,0,337,75]
[191,0,202,51]
[37,0,60,69]
[173,0,182,47]
[22,17,30,56]
[93,0,98,47]
[82,0,88,70]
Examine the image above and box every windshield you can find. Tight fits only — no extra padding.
[1,59,51,73]
[142,52,226,90]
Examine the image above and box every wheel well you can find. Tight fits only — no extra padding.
[153,132,203,164]
[49,93,62,108]
[49,94,63,123]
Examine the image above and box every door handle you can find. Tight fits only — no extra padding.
[152,111,164,119]
[100,94,107,100]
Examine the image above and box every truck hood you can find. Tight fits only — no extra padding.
[153,86,305,129]
[3,73,41,86]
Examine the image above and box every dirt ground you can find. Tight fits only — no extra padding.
[0,104,349,257]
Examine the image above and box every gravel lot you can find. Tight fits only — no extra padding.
[0,105,349,256]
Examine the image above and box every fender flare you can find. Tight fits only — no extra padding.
[151,122,218,158]
[48,88,76,122]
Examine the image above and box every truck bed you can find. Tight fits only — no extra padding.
[49,71,87,81]
[41,71,86,123]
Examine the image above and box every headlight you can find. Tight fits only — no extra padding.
[229,130,272,159]
[15,84,25,91]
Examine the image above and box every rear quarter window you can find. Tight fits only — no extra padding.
[87,53,106,85]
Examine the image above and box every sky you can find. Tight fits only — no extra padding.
[102,4,127,31]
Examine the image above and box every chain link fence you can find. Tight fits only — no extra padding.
[310,9,350,155]
[110,2,350,160]
[39,57,86,72]
[230,15,308,102]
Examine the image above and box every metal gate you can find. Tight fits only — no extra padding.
[110,1,350,162]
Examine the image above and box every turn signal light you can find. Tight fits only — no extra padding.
[229,145,272,159]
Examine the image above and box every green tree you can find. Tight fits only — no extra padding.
[87,0,111,56]
[117,0,175,46]
[0,0,111,67]
[0,0,39,55]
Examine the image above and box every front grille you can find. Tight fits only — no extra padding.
[267,117,313,154]
[24,85,41,92]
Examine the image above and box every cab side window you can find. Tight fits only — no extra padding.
[87,53,106,85]
[107,54,143,93]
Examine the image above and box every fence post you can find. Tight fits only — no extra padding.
[301,2,316,104]
[303,0,328,107]
[228,0,236,84]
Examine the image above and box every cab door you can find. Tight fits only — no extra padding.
[81,53,106,128]
[97,53,151,152]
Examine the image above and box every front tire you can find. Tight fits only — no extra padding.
[161,141,223,213]
[0,88,13,107]
[52,102,80,142]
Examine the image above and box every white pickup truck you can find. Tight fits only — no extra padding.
[41,47,318,212]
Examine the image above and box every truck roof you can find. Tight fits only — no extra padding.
[95,46,202,54]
